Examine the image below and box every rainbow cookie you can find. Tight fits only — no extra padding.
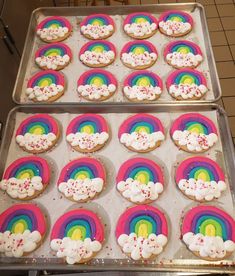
[57,157,106,202]
[0,204,46,257]
[170,113,218,153]
[15,114,60,153]
[117,158,164,204]
[79,40,116,67]
[121,40,157,70]
[159,10,193,37]
[166,69,208,100]
[77,69,117,101]
[182,205,235,261]
[0,156,50,200]
[26,70,65,102]
[123,70,162,102]
[164,40,203,69]
[36,16,72,43]
[80,14,115,40]
[119,114,165,153]
[176,156,226,202]
[123,12,158,39]
[116,205,168,260]
[35,43,72,70]
[50,209,104,264]
[66,114,109,153]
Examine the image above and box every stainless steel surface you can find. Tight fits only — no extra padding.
[0,104,234,273]
[12,4,221,105]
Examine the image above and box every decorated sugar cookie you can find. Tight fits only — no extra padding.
[0,204,46,257]
[80,14,115,40]
[36,16,72,43]
[117,158,164,204]
[26,70,65,102]
[15,114,60,153]
[121,40,157,70]
[176,156,226,202]
[164,40,203,69]
[57,157,106,202]
[116,205,168,260]
[119,114,165,153]
[50,209,104,264]
[166,69,208,100]
[159,10,193,37]
[77,69,117,101]
[0,156,50,200]
[66,114,109,153]
[79,40,116,67]
[182,205,235,261]
[123,70,162,102]
[35,43,72,70]
[170,113,218,153]
[123,12,158,39]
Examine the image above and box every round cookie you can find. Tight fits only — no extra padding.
[66,114,109,153]
[0,203,46,257]
[35,43,72,70]
[80,14,115,40]
[166,69,208,100]
[79,40,116,67]
[57,157,106,202]
[123,12,158,39]
[182,205,235,261]
[176,156,226,202]
[26,70,65,103]
[118,113,165,153]
[50,209,104,264]
[120,40,158,70]
[116,205,168,260]
[116,157,164,204]
[15,114,60,153]
[77,69,117,101]
[0,156,50,200]
[164,40,203,69]
[170,113,218,153]
[123,70,162,102]
[36,16,72,43]
[159,10,193,37]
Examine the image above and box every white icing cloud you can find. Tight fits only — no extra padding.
[81,24,113,39]
[169,84,208,99]
[36,55,70,70]
[159,20,191,36]
[26,84,64,102]
[124,22,157,37]
[124,85,161,101]
[77,84,116,100]
[37,27,69,41]
[80,51,115,65]
[166,52,202,68]
[121,52,157,67]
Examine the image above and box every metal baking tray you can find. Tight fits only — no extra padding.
[0,104,234,273]
[12,3,221,105]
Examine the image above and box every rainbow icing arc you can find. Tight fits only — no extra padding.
[35,42,72,59]
[36,16,72,31]
[121,40,157,55]
[80,14,114,27]
[164,40,202,57]
[159,10,193,25]
[124,12,158,25]
[27,70,64,88]
[79,40,116,55]
[124,70,162,88]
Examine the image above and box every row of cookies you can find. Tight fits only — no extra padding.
[15,113,218,154]
[0,203,234,263]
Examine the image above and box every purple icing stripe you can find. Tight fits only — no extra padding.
[20,117,53,134]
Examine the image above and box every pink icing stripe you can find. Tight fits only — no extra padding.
[15,114,59,136]
[181,205,235,242]
[175,156,225,183]
[66,114,108,135]
[163,40,202,58]
[77,69,117,87]
[0,203,46,235]
[115,205,168,238]
[35,42,72,59]
[170,113,218,136]
[116,157,164,184]
[57,157,106,185]
[80,14,114,27]
[79,40,116,56]
[36,16,72,31]
[120,40,157,55]
[27,70,65,88]
[3,156,50,185]
[159,10,193,26]
[166,68,207,89]
[118,113,164,138]
[50,209,104,242]
[123,12,158,26]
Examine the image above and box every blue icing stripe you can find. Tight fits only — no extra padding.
[87,16,109,25]
[77,121,98,133]
[70,166,95,179]
[175,73,200,86]
[130,121,154,133]
[11,163,41,179]
[131,14,153,24]
[185,121,208,134]
[32,74,57,87]
[166,14,187,23]
[44,19,64,28]
[129,166,155,182]
[65,219,91,239]
[131,74,157,86]
[7,215,33,232]
[129,44,150,53]
[189,166,215,181]
[86,73,109,85]
[25,122,50,134]
[130,215,157,234]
